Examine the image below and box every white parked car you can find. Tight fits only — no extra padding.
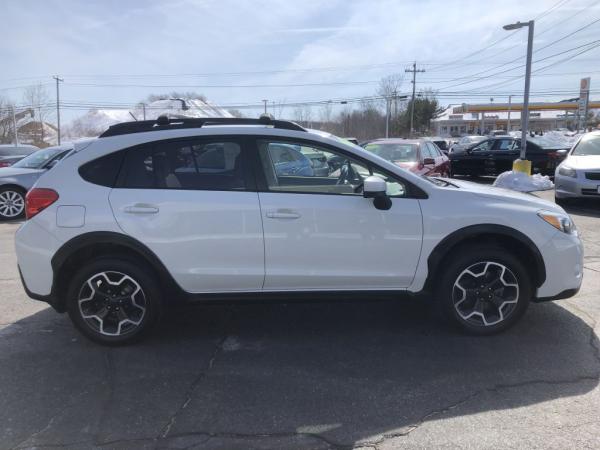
[555,131,600,203]
[15,116,583,344]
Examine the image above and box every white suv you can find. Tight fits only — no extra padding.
[15,116,583,344]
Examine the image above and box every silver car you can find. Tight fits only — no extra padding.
[0,145,72,220]
[555,131,600,204]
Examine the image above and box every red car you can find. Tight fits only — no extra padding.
[363,138,450,177]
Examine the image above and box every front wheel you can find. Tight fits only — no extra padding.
[437,246,531,335]
[66,258,163,345]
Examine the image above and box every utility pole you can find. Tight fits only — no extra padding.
[507,95,512,132]
[142,103,146,120]
[52,76,64,145]
[385,97,391,138]
[503,20,535,171]
[11,106,19,145]
[405,62,425,137]
[262,99,268,114]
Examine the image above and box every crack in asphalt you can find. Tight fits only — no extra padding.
[93,350,116,443]
[158,310,235,441]
[10,388,92,450]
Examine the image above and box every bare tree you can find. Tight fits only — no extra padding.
[0,96,15,144]
[293,105,313,127]
[22,84,52,145]
[378,74,405,136]
[318,101,334,127]
[271,99,287,119]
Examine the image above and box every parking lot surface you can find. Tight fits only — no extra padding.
[1,190,599,449]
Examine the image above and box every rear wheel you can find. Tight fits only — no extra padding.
[437,246,531,335]
[66,258,163,345]
[0,187,25,220]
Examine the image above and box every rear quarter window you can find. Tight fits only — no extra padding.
[79,151,125,187]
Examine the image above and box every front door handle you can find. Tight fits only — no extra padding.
[124,204,159,214]
[266,209,301,219]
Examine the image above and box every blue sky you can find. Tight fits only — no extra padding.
[2,0,599,123]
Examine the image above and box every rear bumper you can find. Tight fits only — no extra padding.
[15,220,62,306]
[18,266,63,311]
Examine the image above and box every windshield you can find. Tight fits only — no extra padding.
[12,147,69,169]
[364,143,418,163]
[459,136,485,145]
[572,134,600,156]
[527,136,565,148]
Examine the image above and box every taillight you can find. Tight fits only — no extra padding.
[0,161,11,168]
[25,188,59,219]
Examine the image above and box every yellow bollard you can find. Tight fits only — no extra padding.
[512,159,532,175]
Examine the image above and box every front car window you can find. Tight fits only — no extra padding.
[258,139,406,197]
[12,147,69,169]
[572,134,600,156]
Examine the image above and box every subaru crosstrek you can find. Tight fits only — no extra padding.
[15,116,583,345]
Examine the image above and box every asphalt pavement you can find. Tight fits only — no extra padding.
[0,190,599,449]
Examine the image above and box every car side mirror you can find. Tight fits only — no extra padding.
[423,157,435,165]
[363,175,391,210]
[45,159,58,169]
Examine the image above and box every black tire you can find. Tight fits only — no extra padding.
[436,245,531,335]
[66,258,163,345]
[0,186,26,220]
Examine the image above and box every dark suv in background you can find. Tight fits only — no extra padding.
[449,136,568,177]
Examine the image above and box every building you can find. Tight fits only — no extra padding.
[432,101,599,136]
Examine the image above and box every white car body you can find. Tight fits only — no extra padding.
[14,118,583,341]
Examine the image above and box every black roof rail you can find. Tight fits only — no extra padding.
[99,115,306,138]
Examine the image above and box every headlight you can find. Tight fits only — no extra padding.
[557,164,577,178]
[537,211,576,235]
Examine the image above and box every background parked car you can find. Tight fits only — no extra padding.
[364,139,450,177]
[0,144,38,168]
[301,148,330,176]
[0,145,71,220]
[555,131,600,204]
[266,143,314,176]
[449,136,568,177]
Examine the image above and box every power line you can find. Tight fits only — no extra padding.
[427,0,572,73]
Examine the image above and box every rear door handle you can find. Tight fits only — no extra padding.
[124,204,159,214]
[266,209,301,219]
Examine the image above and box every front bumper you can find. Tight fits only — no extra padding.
[555,170,600,199]
[535,230,583,300]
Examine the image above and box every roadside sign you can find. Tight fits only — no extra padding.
[578,77,591,130]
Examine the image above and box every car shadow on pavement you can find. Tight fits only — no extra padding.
[1,299,598,449]
[560,200,600,219]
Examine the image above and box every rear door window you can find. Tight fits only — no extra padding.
[119,139,246,191]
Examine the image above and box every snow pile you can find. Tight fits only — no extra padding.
[493,171,554,192]
[65,97,233,139]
